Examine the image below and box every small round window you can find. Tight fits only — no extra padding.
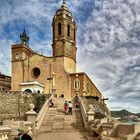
[32,67,40,78]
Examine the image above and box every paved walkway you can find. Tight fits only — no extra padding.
[35,97,87,140]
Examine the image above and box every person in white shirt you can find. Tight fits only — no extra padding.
[61,91,64,98]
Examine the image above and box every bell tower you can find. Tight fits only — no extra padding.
[52,0,77,63]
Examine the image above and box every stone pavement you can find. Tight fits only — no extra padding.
[35,97,87,140]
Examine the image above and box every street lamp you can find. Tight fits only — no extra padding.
[52,72,55,89]
[101,97,110,122]
[75,74,80,96]
[47,72,55,94]
[102,98,109,101]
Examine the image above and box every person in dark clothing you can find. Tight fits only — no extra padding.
[48,99,54,107]
[21,133,32,140]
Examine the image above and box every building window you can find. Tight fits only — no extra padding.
[74,79,80,90]
[87,83,89,93]
[53,26,55,38]
[67,24,70,37]
[74,29,76,41]
[58,22,61,35]
[24,89,32,93]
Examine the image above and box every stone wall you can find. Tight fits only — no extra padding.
[0,90,35,122]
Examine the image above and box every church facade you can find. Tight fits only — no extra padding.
[11,1,107,110]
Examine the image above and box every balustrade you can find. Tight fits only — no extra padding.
[0,127,10,140]
[78,96,88,130]
[35,92,55,131]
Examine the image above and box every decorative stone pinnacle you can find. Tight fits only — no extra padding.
[20,29,29,45]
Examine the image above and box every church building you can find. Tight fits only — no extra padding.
[11,0,106,107]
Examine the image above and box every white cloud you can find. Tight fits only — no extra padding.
[77,0,140,113]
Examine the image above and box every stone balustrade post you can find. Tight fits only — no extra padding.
[87,104,95,122]
[0,127,10,140]
[25,103,37,123]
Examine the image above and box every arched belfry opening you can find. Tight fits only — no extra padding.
[58,22,61,35]
[67,24,70,37]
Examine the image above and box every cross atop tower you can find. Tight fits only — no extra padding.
[63,0,66,4]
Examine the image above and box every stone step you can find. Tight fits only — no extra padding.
[36,131,87,140]
[38,97,85,135]
[108,137,126,140]
[135,134,140,140]
[39,128,85,133]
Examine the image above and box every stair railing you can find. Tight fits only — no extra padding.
[35,92,55,131]
[78,96,88,130]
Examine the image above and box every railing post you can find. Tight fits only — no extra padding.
[87,104,95,122]
[25,103,37,123]
[0,133,2,140]
[1,133,4,140]
[0,127,10,140]
[4,132,8,140]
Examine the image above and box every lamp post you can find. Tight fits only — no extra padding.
[52,72,55,90]
[47,72,55,94]
[75,74,79,96]
[18,95,24,120]
[101,97,109,122]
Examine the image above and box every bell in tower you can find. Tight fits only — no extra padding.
[52,0,77,62]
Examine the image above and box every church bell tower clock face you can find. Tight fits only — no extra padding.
[15,53,20,60]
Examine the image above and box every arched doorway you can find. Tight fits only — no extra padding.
[24,89,32,93]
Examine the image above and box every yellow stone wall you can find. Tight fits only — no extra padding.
[51,57,71,98]
[64,57,76,73]
[11,45,73,99]
[11,61,24,91]
[84,74,102,103]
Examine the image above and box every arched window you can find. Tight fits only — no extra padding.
[58,22,61,35]
[74,79,80,90]
[53,26,55,38]
[67,24,70,37]
[74,29,76,41]
[87,83,89,93]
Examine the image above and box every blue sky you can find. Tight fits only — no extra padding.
[0,0,140,113]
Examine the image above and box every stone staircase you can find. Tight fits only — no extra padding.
[35,97,87,140]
